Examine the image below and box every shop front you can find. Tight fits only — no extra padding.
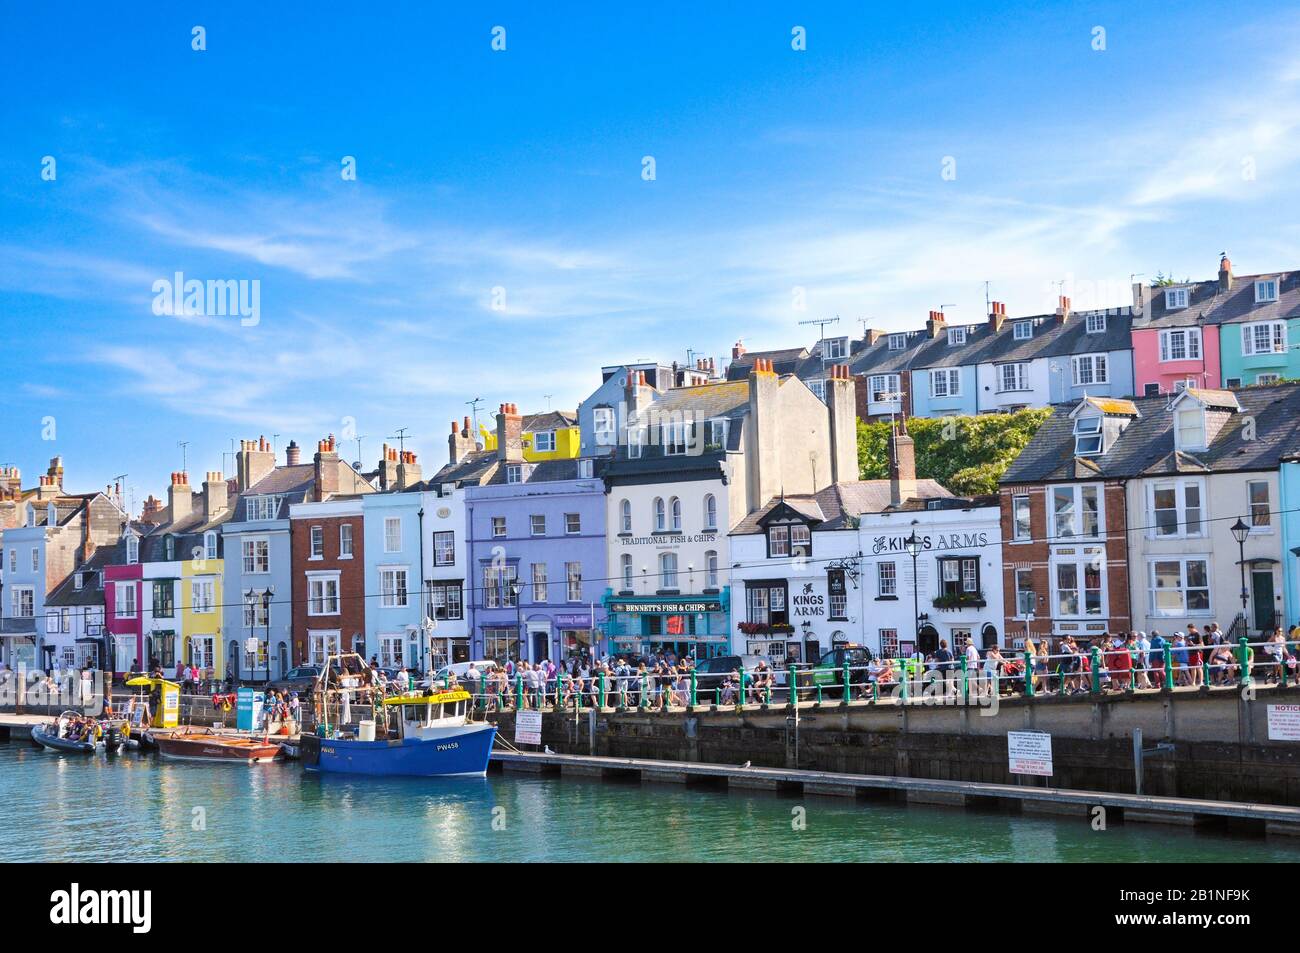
[603,593,730,661]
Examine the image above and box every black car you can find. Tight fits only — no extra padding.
[264,665,322,696]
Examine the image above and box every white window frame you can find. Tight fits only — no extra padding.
[947,327,967,346]
[533,430,556,453]
[204,532,218,560]
[1174,406,1207,452]
[530,514,546,537]
[1148,556,1212,617]
[339,523,354,558]
[1073,415,1103,456]
[126,536,139,565]
[432,530,454,566]
[1159,328,1202,363]
[1241,320,1287,356]
[620,499,632,534]
[114,582,137,620]
[1254,278,1279,303]
[1014,568,1035,618]
[1012,494,1031,541]
[593,407,616,445]
[531,562,547,602]
[190,578,215,614]
[307,572,341,616]
[620,553,634,590]
[658,552,679,589]
[887,333,906,351]
[1085,312,1106,334]
[1071,353,1108,387]
[11,586,34,618]
[566,561,582,602]
[877,561,897,597]
[1165,288,1189,310]
[1013,321,1032,340]
[1051,484,1102,539]
[379,566,409,608]
[310,525,324,559]
[824,337,848,360]
[491,516,506,538]
[704,494,717,531]
[929,368,961,398]
[1147,478,1204,539]
[1247,479,1272,530]
[705,550,718,589]
[565,513,581,535]
[868,374,901,403]
[384,517,402,553]
[998,362,1029,393]
[242,537,270,575]
[1050,553,1105,619]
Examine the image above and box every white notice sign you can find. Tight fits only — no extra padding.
[1267,705,1300,741]
[1007,730,1053,777]
[515,710,543,746]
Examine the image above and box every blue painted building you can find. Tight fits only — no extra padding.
[1280,453,1300,633]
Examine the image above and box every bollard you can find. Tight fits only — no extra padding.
[816,684,823,704]
[1090,646,1101,695]
[765,681,771,705]
[1239,637,1251,687]
[690,670,697,708]
[842,662,850,702]
[1203,652,1212,689]
[640,675,648,709]
[516,674,523,709]
[1127,647,1136,694]
[480,674,487,712]
[715,687,721,706]
[1023,650,1034,698]
[960,657,969,704]
[899,661,909,702]
[872,680,879,703]
[1163,647,1173,691]
[598,672,606,709]
[739,670,749,708]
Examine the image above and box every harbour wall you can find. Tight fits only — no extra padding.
[486,686,1300,807]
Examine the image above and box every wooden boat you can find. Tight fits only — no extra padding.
[155,727,282,763]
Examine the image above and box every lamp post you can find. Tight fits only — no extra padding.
[1230,518,1250,636]
[261,587,274,684]
[510,578,523,664]
[904,532,922,654]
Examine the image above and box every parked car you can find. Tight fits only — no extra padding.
[421,660,498,688]
[692,655,773,699]
[797,645,875,698]
[264,665,322,696]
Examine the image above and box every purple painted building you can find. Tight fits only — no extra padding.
[465,460,607,665]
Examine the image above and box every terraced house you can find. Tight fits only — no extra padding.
[1000,384,1300,648]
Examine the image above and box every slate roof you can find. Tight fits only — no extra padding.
[730,479,954,534]
[45,545,118,607]
[909,309,1134,371]
[850,331,931,377]
[726,348,811,380]
[1000,382,1300,484]
[521,410,577,431]
[424,450,499,490]
[1134,271,1300,330]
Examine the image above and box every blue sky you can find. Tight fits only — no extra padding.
[2,1,1299,504]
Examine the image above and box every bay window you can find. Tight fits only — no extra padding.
[1053,557,1103,617]
[1158,328,1201,362]
[1051,485,1100,538]
[1241,321,1286,356]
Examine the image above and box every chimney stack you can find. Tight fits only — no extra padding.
[496,403,524,463]
[1054,296,1072,325]
[46,456,64,492]
[168,471,192,523]
[623,369,653,428]
[285,440,301,466]
[396,450,422,490]
[731,340,746,360]
[449,417,477,466]
[747,357,781,507]
[988,301,1007,333]
[376,444,399,489]
[203,471,228,521]
[237,435,276,491]
[888,420,917,507]
[1219,253,1234,292]
[827,365,858,486]
[140,494,164,523]
[314,434,340,502]
[926,310,947,338]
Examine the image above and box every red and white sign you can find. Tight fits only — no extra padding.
[1007,731,1053,777]
[1267,705,1300,742]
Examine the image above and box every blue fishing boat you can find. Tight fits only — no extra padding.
[301,686,496,777]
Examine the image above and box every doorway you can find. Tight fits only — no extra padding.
[1252,569,1276,632]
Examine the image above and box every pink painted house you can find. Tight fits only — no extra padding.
[1129,271,1224,396]
[103,548,144,675]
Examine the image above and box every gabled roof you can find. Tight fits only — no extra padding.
[1001,382,1300,483]
[46,546,119,607]
[725,347,811,380]
[731,479,954,534]
[423,450,499,490]
[1176,388,1240,411]
[1072,396,1140,417]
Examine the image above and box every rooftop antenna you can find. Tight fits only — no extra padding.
[799,316,841,398]
[387,427,411,455]
[983,281,991,317]
[177,440,190,476]
[466,397,485,435]
[354,434,368,466]
[272,434,280,454]
[109,473,127,513]
[543,394,553,411]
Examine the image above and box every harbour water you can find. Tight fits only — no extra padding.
[3,742,1297,862]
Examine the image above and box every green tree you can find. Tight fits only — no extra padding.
[857,408,1052,495]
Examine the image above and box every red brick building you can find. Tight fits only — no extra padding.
[289,489,367,666]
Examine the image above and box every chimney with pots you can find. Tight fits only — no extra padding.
[396,450,423,490]
[285,440,301,466]
[888,419,917,507]
[203,471,228,521]
[377,444,400,489]
[140,494,164,523]
[237,436,276,491]
[988,301,1007,333]
[925,310,947,338]
[314,434,340,502]
[496,403,524,463]
[1219,253,1234,292]
[623,369,653,426]
[731,340,746,360]
[1054,296,1072,325]
[826,364,858,484]
[168,471,192,523]
[449,417,476,466]
[46,457,64,491]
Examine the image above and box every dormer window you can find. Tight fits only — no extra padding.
[887,334,906,351]
[767,521,812,558]
[1085,313,1106,334]
[203,531,218,560]
[823,336,848,360]
[705,418,729,448]
[1013,321,1032,340]
[807,379,826,401]
[578,459,594,479]
[947,327,967,346]
[532,431,556,453]
[1165,288,1189,310]
[25,504,35,527]
[74,572,84,591]
[1174,406,1207,451]
[1255,279,1279,303]
[506,464,523,484]
[46,503,57,526]
[1073,416,1103,456]
[126,536,139,565]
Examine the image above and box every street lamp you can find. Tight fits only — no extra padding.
[1231,518,1250,634]
[261,587,274,684]
[904,531,923,655]
[510,578,523,663]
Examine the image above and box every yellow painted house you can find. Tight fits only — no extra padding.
[479,410,580,461]
[182,551,224,679]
